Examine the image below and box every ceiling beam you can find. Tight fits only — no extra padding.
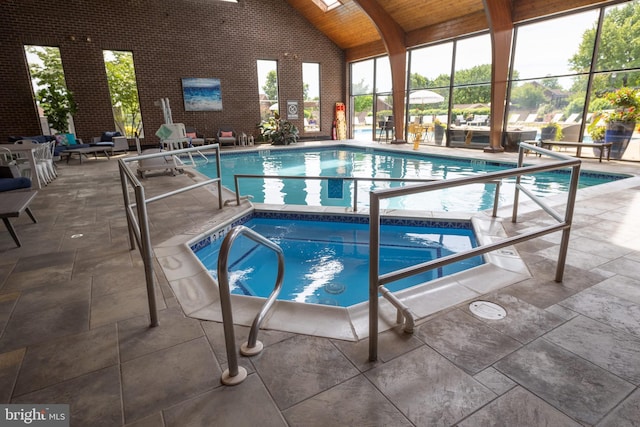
[352,0,408,143]
[483,0,514,152]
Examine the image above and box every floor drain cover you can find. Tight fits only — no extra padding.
[70,234,84,239]
[469,301,506,320]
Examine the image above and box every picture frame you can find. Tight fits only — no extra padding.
[182,78,222,111]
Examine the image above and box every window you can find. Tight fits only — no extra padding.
[303,62,320,132]
[103,50,144,138]
[24,45,76,135]
[351,59,375,139]
[311,0,341,12]
[257,59,278,121]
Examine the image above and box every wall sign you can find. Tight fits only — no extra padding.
[287,100,298,120]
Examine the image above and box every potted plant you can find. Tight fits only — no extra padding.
[433,118,446,145]
[540,122,563,141]
[602,86,639,159]
[257,113,299,145]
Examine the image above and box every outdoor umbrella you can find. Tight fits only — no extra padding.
[409,89,444,104]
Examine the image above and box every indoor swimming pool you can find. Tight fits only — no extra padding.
[195,145,628,211]
[192,212,482,307]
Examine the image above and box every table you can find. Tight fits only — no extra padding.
[0,191,37,247]
[62,146,111,164]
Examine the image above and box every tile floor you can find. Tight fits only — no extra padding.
[0,142,639,426]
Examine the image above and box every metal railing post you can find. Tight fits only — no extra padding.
[369,195,381,362]
[134,184,159,328]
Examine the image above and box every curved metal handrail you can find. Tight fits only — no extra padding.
[368,142,582,361]
[217,225,285,384]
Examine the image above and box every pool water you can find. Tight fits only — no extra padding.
[196,146,627,211]
[194,215,482,307]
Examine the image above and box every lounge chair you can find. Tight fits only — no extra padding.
[91,131,128,154]
[523,113,538,123]
[216,126,237,146]
[564,113,580,124]
[468,114,488,126]
[185,127,205,146]
[550,113,564,123]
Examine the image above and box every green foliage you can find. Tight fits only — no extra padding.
[104,51,142,138]
[354,95,373,113]
[262,70,279,102]
[587,113,606,142]
[451,64,492,104]
[570,2,640,91]
[603,86,640,123]
[257,113,299,145]
[510,82,547,109]
[541,122,563,140]
[409,72,429,90]
[588,97,611,112]
[26,46,77,133]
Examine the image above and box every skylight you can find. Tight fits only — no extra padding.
[312,0,341,12]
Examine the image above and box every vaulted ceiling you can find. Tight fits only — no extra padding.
[285,0,613,61]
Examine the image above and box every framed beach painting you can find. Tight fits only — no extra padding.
[182,78,222,111]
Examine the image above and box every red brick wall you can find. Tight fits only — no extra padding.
[0,0,345,145]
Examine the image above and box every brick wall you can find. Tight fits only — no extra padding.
[0,0,345,145]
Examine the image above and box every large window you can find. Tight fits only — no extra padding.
[510,10,598,132]
[350,56,406,140]
[24,45,76,135]
[303,62,320,132]
[349,0,640,157]
[103,50,144,138]
[257,59,278,121]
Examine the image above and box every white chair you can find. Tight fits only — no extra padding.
[563,113,580,124]
[0,147,14,165]
[32,141,56,186]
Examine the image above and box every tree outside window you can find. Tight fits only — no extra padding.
[25,45,77,134]
[103,50,144,138]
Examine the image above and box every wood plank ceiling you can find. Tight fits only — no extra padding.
[285,0,613,62]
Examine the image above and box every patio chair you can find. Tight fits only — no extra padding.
[185,127,205,146]
[550,113,564,123]
[468,114,488,126]
[91,131,128,154]
[216,126,237,146]
[563,113,580,124]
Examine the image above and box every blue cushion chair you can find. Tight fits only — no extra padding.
[0,165,32,192]
[91,131,129,154]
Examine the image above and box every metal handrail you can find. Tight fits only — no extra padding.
[233,174,502,216]
[217,225,285,385]
[368,142,582,361]
[118,144,224,328]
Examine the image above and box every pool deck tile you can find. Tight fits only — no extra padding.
[1,142,639,426]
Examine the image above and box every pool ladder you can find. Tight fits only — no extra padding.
[217,225,285,385]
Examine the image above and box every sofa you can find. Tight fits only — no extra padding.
[0,164,31,192]
[8,134,90,158]
[91,131,129,154]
